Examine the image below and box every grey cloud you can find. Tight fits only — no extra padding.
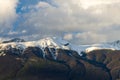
[64,32,106,44]
[1,0,120,44]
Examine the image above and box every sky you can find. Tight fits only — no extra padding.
[0,0,120,44]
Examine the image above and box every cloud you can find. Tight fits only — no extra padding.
[64,34,73,41]
[0,0,18,33]
[79,0,120,9]
[64,32,106,44]
[1,0,120,44]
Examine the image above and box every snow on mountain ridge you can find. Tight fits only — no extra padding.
[2,38,25,43]
[0,37,71,58]
[0,37,120,57]
[38,37,70,49]
[0,37,70,49]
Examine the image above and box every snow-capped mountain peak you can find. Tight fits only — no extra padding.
[108,40,120,49]
[0,37,120,58]
[38,37,70,49]
[0,37,71,59]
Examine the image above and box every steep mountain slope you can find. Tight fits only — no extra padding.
[86,50,120,80]
[0,37,120,80]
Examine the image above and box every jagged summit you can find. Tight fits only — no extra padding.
[2,38,25,43]
[108,40,120,49]
[38,37,70,49]
[114,40,120,44]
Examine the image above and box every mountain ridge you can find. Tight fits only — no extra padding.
[0,37,120,57]
[0,37,120,80]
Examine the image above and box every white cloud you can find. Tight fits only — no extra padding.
[79,0,120,9]
[35,2,51,8]
[2,0,120,44]
[75,32,106,44]
[64,34,73,41]
[64,32,106,44]
[0,0,18,33]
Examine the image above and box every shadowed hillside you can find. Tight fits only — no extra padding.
[0,47,120,80]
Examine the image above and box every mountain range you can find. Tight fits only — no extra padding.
[0,37,120,80]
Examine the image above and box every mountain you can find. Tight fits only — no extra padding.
[1,37,120,57]
[0,37,120,80]
[0,37,71,58]
[2,38,25,43]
